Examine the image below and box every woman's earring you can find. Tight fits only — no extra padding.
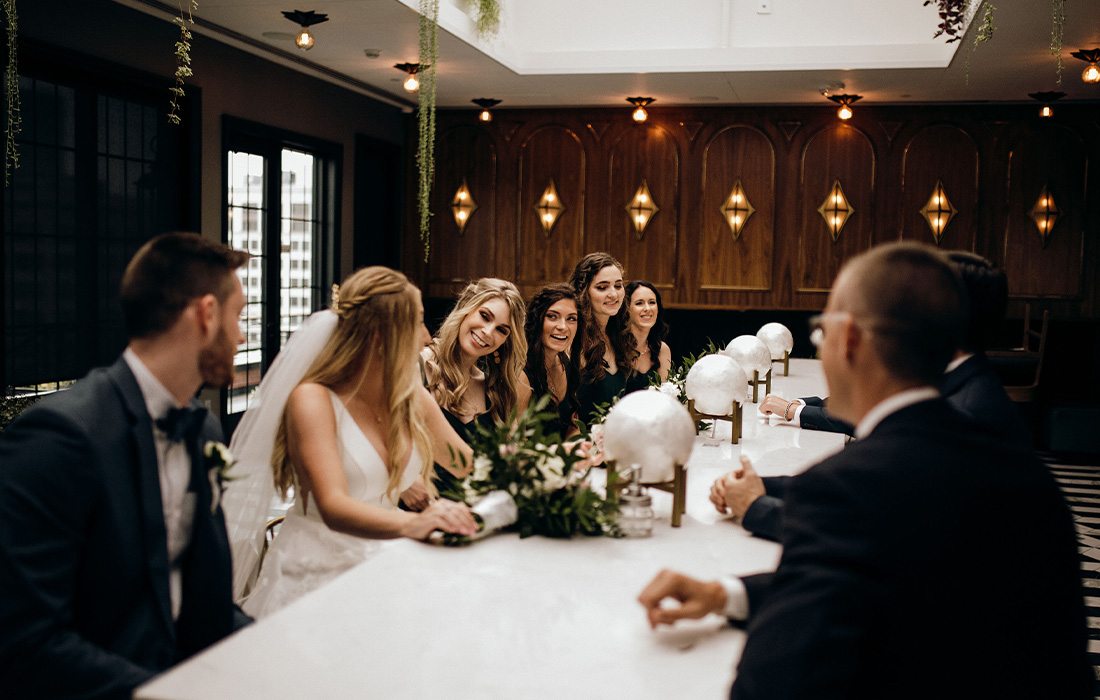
[493,350,501,365]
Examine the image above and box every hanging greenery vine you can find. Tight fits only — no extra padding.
[3,0,21,186]
[475,0,500,37]
[1050,0,1065,84]
[416,0,440,262]
[168,0,197,126]
[924,0,969,43]
[963,2,996,84]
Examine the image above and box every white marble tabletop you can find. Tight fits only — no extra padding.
[137,359,844,700]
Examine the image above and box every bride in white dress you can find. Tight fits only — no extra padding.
[223,267,477,618]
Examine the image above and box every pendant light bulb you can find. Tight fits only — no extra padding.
[294,27,315,50]
[403,75,420,92]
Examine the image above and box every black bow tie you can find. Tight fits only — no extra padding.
[155,405,208,443]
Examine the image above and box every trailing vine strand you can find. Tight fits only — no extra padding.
[475,0,500,37]
[1050,0,1065,84]
[416,0,439,262]
[168,0,197,125]
[4,0,21,186]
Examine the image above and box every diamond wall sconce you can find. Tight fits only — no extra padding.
[451,179,477,234]
[534,180,565,236]
[720,180,755,241]
[919,180,958,244]
[626,179,659,239]
[1029,185,1059,247]
[817,179,853,241]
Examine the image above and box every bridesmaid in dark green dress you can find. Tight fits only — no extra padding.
[420,278,532,498]
[570,253,628,427]
[523,284,583,439]
[621,280,672,393]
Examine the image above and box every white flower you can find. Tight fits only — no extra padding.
[472,455,494,482]
[536,454,568,491]
[203,441,234,466]
[656,382,681,400]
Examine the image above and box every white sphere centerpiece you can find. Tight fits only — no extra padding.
[685,354,746,414]
[757,322,794,376]
[684,353,746,444]
[604,391,695,483]
[724,335,773,402]
[603,391,695,527]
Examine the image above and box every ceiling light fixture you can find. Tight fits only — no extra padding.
[1029,91,1065,118]
[394,62,427,93]
[1071,48,1100,84]
[826,93,862,121]
[281,9,329,51]
[472,98,501,122]
[626,97,655,123]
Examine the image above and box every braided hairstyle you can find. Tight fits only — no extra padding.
[271,267,432,500]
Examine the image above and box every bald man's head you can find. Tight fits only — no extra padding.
[831,243,967,385]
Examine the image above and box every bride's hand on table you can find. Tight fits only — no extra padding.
[402,499,478,540]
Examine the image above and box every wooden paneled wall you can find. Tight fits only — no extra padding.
[404,104,1100,317]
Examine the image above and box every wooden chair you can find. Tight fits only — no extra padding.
[987,303,1049,403]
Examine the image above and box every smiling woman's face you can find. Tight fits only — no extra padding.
[457,297,512,359]
[628,285,658,331]
[588,265,624,322]
[542,298,579,354]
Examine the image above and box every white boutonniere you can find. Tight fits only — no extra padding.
[203,441,237,514]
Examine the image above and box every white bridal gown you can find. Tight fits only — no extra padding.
[243,389,420,618]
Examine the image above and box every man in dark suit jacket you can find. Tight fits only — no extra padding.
[0,233,252,699]
[639,243,1090,699]
[726,252,1030,542]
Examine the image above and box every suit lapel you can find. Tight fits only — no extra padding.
[107,358,175,639]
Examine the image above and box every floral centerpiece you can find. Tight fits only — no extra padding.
[441,395,619,544]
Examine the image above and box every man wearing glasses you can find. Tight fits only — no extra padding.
[638,243,1088,699]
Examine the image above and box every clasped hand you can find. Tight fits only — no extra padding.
[709,456,764,520]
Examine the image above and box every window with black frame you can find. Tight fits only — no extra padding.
[222,117,339,421]
[1,47,196,424]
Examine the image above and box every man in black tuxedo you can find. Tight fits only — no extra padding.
[0,233,252,699]
[638,243,1089,699]
[724,251,1030,542]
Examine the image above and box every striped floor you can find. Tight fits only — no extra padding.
[1048,460,1100,696]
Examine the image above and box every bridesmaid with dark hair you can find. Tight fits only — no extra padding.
[569,252,627,427]
[524,284,583,438]
[620,279,672,393]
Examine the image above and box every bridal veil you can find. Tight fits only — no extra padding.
[221,309,338,600]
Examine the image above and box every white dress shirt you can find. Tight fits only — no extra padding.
[723,386,939,620]
[123,348,195,620]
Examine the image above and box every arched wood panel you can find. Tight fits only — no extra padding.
[797,124,876,292]
[516,125,586,285]
[699,125,776,291]
[900,124,979,249]
[428,125,497,285]
[607,125,678,286]
[1003,124,1087,298]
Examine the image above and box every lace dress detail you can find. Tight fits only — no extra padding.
[243,389,420,617]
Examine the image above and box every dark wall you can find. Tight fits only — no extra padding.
[20,0,409,279]
[407,104,1100,320]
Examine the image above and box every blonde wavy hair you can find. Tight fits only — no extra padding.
[272,267,433,501]
[424,278,528,423]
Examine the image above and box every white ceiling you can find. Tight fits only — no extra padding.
[117,0,1100,112]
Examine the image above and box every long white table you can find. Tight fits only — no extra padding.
[137,359,843,699]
